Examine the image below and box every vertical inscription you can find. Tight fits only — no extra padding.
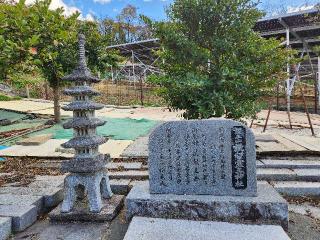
[231,126,247,189]
[219,127,226,180]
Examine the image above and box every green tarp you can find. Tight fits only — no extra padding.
[31,117,158,140]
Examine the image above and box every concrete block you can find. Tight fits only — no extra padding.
[110,179,131,195]
[126,182,289,230]
[123,217,291,240]
[293,169,320,181]
[109,171,148,180]
[0,217,11,240]
[16,134,52,146]
[107,162,143,171]
[0,194,43,214]
[0,205,37,232]
[261,160,320,169]
[257,169,297,181]
[272,181,320,197]
[0,187,63,208]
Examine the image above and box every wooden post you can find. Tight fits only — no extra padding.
[263,103,272,133]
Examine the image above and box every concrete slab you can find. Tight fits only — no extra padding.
[0,217,11,240]
[17,134,53,146]
[121,137,149,158]
[0,194,43,214]
[257,168,297,181]
[255,134,277,142]
[289,204,320,220]
[260,160,320,169]
[126,182,289,230]
[0,205,37,232]
[0,187,63,208]
[49,195,124,222]
[293,169,320,181]
[107,162,143,171]
[123,217,291,240]
[100,140,133,158]
[273,181,320,197]
[0,139,66,158]
[109,170,148,180]
[29,175,65,189]
[129,180,148,190]
[110,179,131,195]
[272,134,307,151]
[281,135,320,152]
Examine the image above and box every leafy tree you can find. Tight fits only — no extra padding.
[1,0,119,122]
[147,0,292,120]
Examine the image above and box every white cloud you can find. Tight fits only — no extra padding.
[93,0,112,4]
[287,4,315,13]
[13,0,95,21]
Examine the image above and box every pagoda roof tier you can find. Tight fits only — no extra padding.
[64,86,100,96]
[62,67,101,83]
[62,101,104,111]
[63,117,106,129]
[61,154,106,173]
[62,135,106,148]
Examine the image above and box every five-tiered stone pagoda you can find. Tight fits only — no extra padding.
[60,34,113,214]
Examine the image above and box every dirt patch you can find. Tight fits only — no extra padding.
[0,157,61,187]
[288,212,320,240]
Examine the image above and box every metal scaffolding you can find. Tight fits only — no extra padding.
[106,38,161,85]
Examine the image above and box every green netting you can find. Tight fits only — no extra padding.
[0,110,26,122]
[30,117,158,140]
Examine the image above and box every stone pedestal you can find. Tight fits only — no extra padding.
[126,182,289,230]
[50,195,124,222]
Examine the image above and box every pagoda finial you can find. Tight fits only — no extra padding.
[78,33,86,67]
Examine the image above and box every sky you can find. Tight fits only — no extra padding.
[21,0,320,21]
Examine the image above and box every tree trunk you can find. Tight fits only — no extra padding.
[52,84,61,123]
[25,85,30,98]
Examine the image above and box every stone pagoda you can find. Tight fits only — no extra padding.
[59,34,113,214]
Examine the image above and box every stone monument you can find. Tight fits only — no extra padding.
[50,34,123,221]
[126,119,289,229]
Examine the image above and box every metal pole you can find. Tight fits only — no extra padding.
[132,50,135,87]
[318,56,320,111]
[286,27,292,129]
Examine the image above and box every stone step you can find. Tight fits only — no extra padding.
[0,205,37,232]
[109,170,149,180]
[289,204,320,220]
[0,194,43,214]
[272,181,320,197]
[0,217,11,240]
[110,179,131,195]
[0,187,63,208]
[124,217,291,240]
[107,162,143,171]
[258,159,320,169]
[257,168,320,182]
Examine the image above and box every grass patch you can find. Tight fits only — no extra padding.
[0,94,21,101]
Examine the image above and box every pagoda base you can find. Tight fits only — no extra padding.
[49,195,124,222]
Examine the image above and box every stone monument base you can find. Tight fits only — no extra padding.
[50,195,124,222]
[126,182,288,230]
[123,217,291,240]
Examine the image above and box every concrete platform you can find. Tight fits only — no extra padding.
[0,205,37,232]
[123,217,291,240]
[17,134,52,146]
[49,195,124,222]
[126,182,289,230]
[0,217,11,240]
